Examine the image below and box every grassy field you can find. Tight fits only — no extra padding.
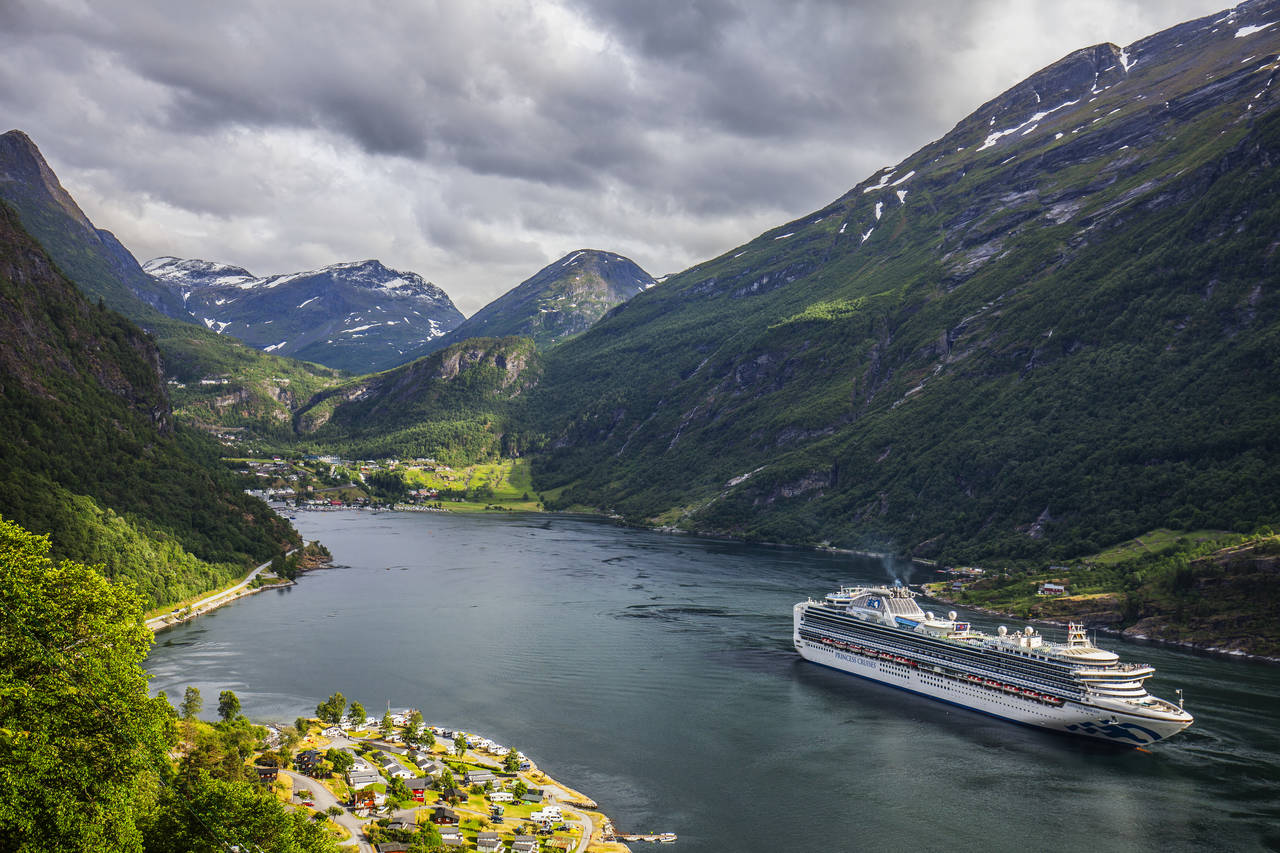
[1081,528,1233,565]
[402,459,543,512]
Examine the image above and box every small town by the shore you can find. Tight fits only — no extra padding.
[187,690,665,853]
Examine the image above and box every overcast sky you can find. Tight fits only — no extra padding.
[1,0,1230,314]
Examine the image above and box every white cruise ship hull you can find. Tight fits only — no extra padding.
[794,632,1190,746]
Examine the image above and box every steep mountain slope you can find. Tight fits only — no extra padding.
[0,131,345,440]
[529,0,1280,563]
[0,130,187,318]
[411,250,654,356]
[0,201,297,607]
[146,256,464,373]
[293,337,540,462]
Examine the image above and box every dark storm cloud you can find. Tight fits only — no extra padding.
[0,0,1232,311]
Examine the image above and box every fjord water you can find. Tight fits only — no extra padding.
[146,512,1280,852]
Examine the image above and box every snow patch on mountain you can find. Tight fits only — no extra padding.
[1236,22,1276,38]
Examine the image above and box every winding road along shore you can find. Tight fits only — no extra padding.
[145,548,297,632]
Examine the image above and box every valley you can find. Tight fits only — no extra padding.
[7,2,1280,851]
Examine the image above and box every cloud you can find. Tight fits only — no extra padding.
[0,0,1230,314]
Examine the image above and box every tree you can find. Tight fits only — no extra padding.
[347,700,366,729]
[408,823,444,852]
[180,686,203,721]
[404,709,424,746]
[0,515,175,852]
[326,748,354,776]
[438,769,455,791]
[143,771,337,853]
[453,733,468,756]
[503,752,521,773]
[295,716,312,736]
[316,692,346,726]
[513,780,528,799]
[388,775,411,804]
[380,709,395,740]
[217,689,241,722]
[327,806,343,819]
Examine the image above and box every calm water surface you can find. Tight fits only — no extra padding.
[146,511,1280,852]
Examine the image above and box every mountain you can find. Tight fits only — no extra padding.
[411,250,654,357]
[527,0,1280,564]
[146,255,465,373]
[0,130,187,318]
[0,200,297,607]
[0,131,345,441]
[292,336,539,462]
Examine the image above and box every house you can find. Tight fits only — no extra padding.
[489,791,515,803]
[438,828,463,844]
[322,726,343,739]
[531,806,562,826]
[476,832,503,852]
[543,839,571,851]
[522,787,543,803]
[511,836,538,853]
[411,754,443,775]
[294,749,321,775]
[347,768,380,788]
[407,777,431,802]
[375,844,410,853]
[1038,582,1067,595]
[430,805,460,826]
[255,765,278,784]
[439,786,467,801]
[380,758,413,779]
[464,770,496,786]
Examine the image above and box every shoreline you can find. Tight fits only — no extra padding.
[286,505,1275,663]
[919,589,1280,665]
[147,578,295,632]
[291,728,634,852]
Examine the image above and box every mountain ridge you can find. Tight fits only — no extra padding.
[524,0,1280,563]
[0,200,297,607]
[410,249,654,358]
[145,254,464,373]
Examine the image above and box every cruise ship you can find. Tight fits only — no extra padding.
[794,583,1193,745]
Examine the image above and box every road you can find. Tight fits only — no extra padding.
[282,769,373,852]
[145,548,297,631]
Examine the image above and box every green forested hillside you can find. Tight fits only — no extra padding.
[527,16,1280,564]
[0,130,345,442]
[0,514,335,852]
[293,337,540,462]
[0,202,296,607]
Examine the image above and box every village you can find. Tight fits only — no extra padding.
[254,704,659,853]
[237,455,544,513]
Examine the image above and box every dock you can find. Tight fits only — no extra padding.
[608,832,677,844]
